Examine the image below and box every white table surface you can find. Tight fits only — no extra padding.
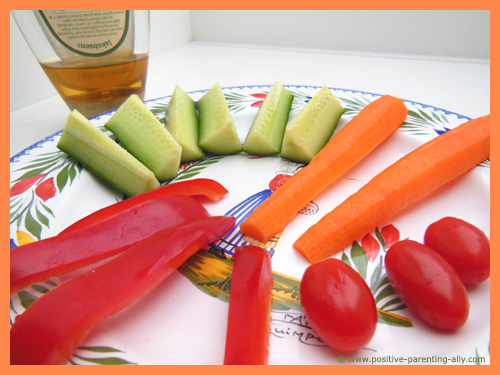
[10,42,490,158]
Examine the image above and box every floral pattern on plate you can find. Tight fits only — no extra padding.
[10,85,490,365]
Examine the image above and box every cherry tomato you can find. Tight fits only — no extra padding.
[385,240,469,331]
[424,217,490,285]
[300,259,377,352]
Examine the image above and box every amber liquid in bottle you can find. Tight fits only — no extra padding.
[41,53,148,118]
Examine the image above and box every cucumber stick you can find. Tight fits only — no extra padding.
[105,95,182,181]
[198,82,242,155]
[57,110,160,197]
[243,82,294,155]
[165,85,205,162]
[281,86,345,164]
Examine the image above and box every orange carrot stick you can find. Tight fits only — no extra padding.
[294,115,490,263]
[240,95,408,243]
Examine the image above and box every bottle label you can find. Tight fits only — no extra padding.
[38,10,129,57]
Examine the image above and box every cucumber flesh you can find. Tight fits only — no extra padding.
[198,82,242,155]
[165,85,205,162]
[57,110,160,197]
[243,82,294,155]
[280,86,345,163]
[105,95,182,181]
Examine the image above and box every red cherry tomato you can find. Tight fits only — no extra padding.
[300,259,377,352]
[385,240,469,331]
[424,217,490,285]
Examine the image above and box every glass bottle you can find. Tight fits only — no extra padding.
[12,10,150,118]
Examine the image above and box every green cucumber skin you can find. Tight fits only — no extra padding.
[243,82,294,156]
[105,95,182,181]
[198,83,242,155]
[57,111,160,197]
[280,86,345,164]
[166,86,205,163]
[59,139,158,197]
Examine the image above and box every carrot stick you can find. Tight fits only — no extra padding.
[294,115,490,263]
[240,95,408,243]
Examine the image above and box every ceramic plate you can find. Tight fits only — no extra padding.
[10,85,490,365]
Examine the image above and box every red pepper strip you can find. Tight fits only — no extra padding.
[10,215,235,365]
[60,178,229,234]
[10,195,210,295]
[224,246,273,365]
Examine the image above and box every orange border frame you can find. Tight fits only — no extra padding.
[6,2,494,373]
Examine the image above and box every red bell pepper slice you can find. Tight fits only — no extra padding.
[224,245,273,365]
[60,178,229,234]
[10,215,235,365]
[10,195,210,295]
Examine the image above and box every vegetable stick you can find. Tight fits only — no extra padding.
[240,95,408,243]
[10,195,210,295]
[294,115,490,263]
[224,246,273,365]
[60,178,228,234]
[10,216,235,365]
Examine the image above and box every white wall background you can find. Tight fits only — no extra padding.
[191,10,490,60]
[10,10,490,112]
